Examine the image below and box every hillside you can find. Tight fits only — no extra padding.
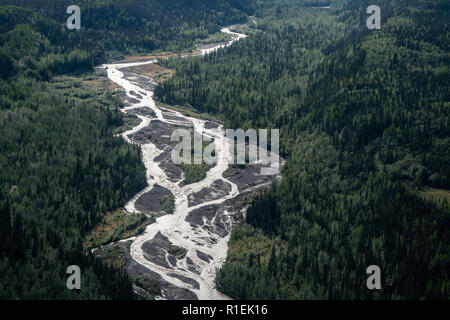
[0,0,254,300]
[156,0,450,299]
[0,0,253,63]
[0,0,448,300]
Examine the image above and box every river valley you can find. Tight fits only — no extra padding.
[98,27,280,300]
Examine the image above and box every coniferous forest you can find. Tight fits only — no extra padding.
[0,0,254,300]
[156,0,450,299]
[1,0,449,300]
[0,14,147,298]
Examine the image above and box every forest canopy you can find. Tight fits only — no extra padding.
[156,0,450,299]
[0,0,449,300]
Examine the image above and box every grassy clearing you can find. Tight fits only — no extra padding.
[112,51,197,64]
[124,63,175,83]
[94,244,128,269]
[82,68,120,91]
[83,209,154,249]
[93,244,161,299]
[78,69,145,135]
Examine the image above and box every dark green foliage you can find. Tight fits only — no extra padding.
[134,276,161,299]
[246,188,280,235]
[0,21,93,80]
[1,0,449,300]
[0,3,150,299]
[157,1,450,299]
[0,0,267,299]
[0,1,253,61]
[168,246,188,259]
[0,75,147,298]
[0,49,14,79]
[160,195,175,215]
[181,163,210,185]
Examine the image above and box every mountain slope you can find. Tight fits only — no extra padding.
[0,0,255,300]
[156,0,450,299]
[0,0,253,62]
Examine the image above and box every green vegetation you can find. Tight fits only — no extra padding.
[223,167,240,179]
[160,195,175,214]
[230,24,260,37]
[123,64,174,84]
[84,210,154,249]
[195,31,234,45]
[0,0,270,299]
[1,0,449,300]
[0,70,145,299]
[0,3,150,299]
[94,245,128,270]
[0,0,254,62]
[419,188,450,207]
[0,0,259,299]
[181,163,211,185]
[179,138,215,185]
[114,113,142,135]
[169,246,188,259]
[134,276,161,300]
[156,0,450,299]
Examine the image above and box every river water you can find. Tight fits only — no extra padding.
[100,27,278,300]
